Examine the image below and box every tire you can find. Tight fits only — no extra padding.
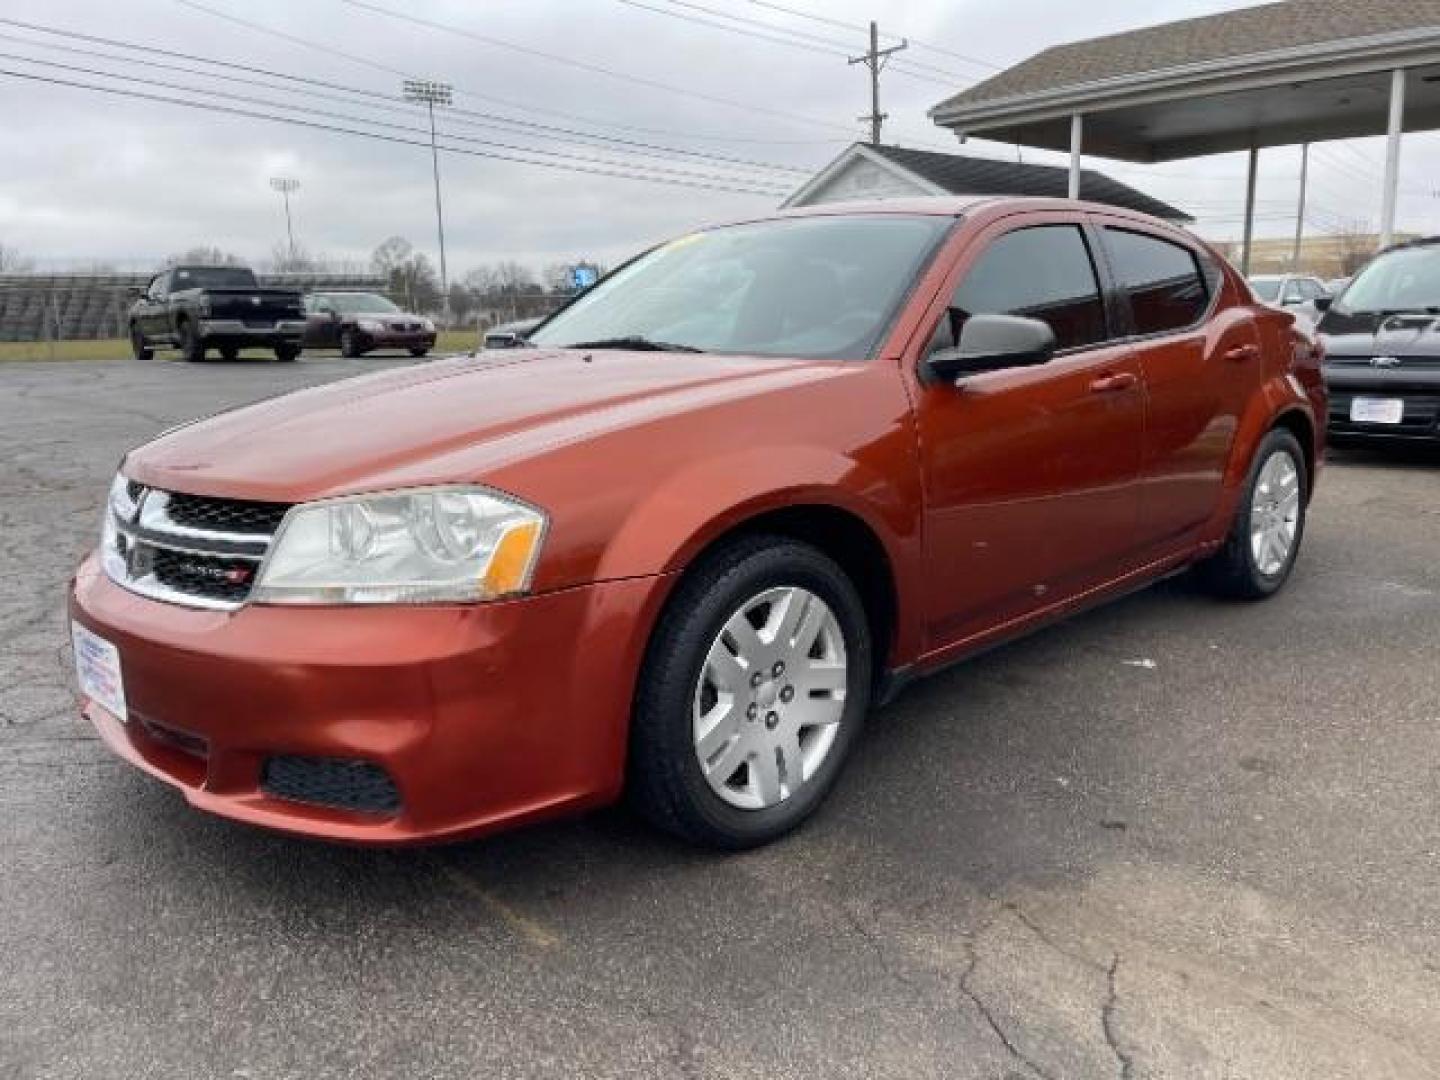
[409,347,430,358]
[219,346,239,362]
[274,344,300,363]
[179,319,205,363]
[340,330,362,358]
[1196,427,1308,599]
[628,535,873,849]
[129,324,152,361]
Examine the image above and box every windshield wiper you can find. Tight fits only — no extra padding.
[562,336,706,353]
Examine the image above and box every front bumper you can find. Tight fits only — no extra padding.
[356,329,438,351]
[69,555,666,844]
[1323,365,1440,440]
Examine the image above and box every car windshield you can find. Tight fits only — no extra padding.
[527,214,954,360]
[1334,246,1440,314]
[324,293,400,313]
[171,266,256,289]
[1248,278,1282,302]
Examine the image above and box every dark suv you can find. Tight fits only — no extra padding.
[1317,237,1440,443]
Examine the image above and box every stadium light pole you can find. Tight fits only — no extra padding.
[402,78,453,320]
[269,176,300,263]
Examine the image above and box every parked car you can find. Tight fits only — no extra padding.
[303,291,436,357]
[482,316,542,350]
[129,265,305,362]
[1247,273,1331,326]
[1315,236,1440,442]
[71,197,1325,849]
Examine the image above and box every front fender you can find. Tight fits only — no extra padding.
[591,443,926,660]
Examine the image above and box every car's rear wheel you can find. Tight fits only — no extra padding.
[1197,427,1308,599]
[340,330,362,358]
[179,320,205,363]
[219,346,239,362]
[409,347,430,358]
[629,536,872,848]
[274,344,300,362]
[129,324,152,361]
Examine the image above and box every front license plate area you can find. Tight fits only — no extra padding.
[1350,396,1405,424]
[72,622,127,722]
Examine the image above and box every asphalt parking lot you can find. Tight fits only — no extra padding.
[2,355,1438,1080]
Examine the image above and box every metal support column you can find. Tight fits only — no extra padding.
[1068,113,1083,199]
[1241,145,1259,275]
[1291,142,1308,270]
[1380,68,1406,250]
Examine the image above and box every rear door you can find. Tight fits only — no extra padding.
[1093,219,1262,554]
[910,215,1146,647]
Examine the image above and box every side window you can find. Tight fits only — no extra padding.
[948,225,1107,351]
[1301,279,1324,300]
[1104,228,1209,334]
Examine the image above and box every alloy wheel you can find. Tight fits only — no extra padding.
[1250,449,1301,576]
[692,586,848,810]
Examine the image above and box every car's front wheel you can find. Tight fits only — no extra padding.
[340,329,362,358]
[629,536,872,848]
[1197,427,1308,599]
[179,320,205,363]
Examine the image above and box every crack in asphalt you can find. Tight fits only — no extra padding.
[958,938,1058,1080]
[1102,954,1135,1080]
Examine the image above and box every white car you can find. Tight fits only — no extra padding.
[1248,274,1330,324]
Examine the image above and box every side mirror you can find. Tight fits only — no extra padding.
[1312,296,1332,312]
[926,313,1057,382]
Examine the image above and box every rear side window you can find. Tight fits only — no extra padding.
[1104,228,1208,335]
[951,225,1107,351]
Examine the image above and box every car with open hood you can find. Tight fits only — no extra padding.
[1315,237,1440,442]
[70,197,1325,849]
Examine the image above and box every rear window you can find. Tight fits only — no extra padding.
[1105,229,1208,334]
[171,267,257,289]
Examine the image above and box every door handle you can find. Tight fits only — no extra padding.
[1088,372,1138,393]
[1224,344,1260,362]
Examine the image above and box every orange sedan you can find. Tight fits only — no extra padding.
[70,197,1325,848]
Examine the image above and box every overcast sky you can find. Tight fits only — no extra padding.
[3,0,1438,276]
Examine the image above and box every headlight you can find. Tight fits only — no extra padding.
[252,486,546,605]
[98,473,135,581]
[358,318,385,332]
[420,317,435,332]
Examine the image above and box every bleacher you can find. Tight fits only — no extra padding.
[0,271,388,342]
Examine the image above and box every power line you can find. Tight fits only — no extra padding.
[743,0,1001,72]
[0,49,795,193]
[334,0,871,139]
[0,66,797,198]
[0,16,811,176]
[613,0,972,85]
[170,0,839,147]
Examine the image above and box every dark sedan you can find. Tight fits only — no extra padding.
[1316,238,1440,443]
[303,292,437,357]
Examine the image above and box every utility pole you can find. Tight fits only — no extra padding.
[269,176,299,263]
[1291,142,1309,271]
[402,78,453,320]
[849,21,907,147]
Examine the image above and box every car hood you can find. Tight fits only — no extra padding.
[125,350,846,501]
[1318,309,1440,358]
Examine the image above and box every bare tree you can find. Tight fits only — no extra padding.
[0,242,34,272]
[165,246,246,267]
[267,242,327,273]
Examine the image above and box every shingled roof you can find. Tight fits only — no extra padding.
[864,144,1189,222]
[935,0,1440,112]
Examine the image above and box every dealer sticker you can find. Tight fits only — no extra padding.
[71,622,127,723]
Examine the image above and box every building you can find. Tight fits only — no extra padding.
[783,142,1190,222]
[1212,232,1417,279]
[927,0,1440,266]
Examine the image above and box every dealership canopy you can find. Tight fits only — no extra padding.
[929,0,1440,269]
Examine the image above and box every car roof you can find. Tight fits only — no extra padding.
[704,195,1193,234]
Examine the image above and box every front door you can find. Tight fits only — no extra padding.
[911,218,1146,650]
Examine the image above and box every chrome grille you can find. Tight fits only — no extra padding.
[103,483,289,610]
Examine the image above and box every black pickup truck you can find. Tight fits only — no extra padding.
[128,265,306,362]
